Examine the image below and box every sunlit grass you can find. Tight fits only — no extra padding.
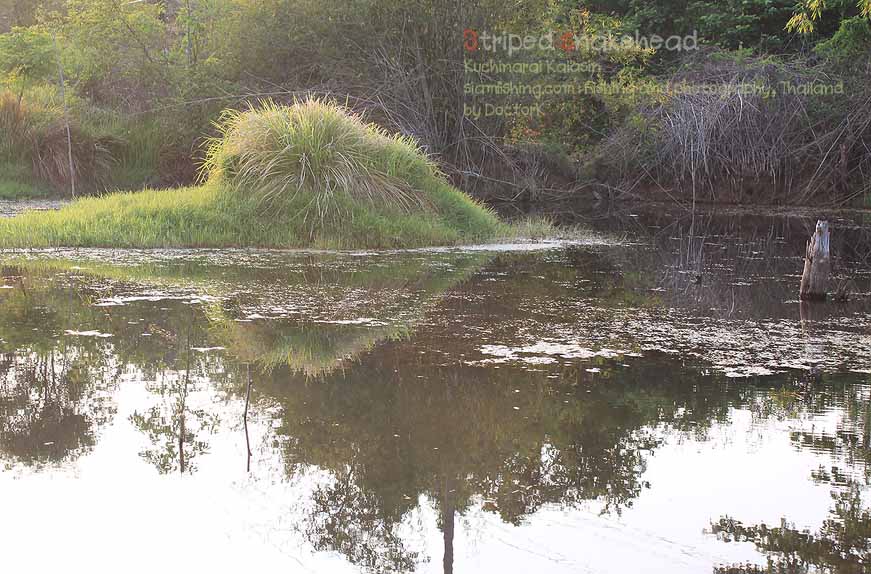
[0,181,508,248]
[203,99,438,222]
[0,99,558,249]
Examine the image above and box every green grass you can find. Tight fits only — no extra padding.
[0,100,549,249]
[0,180,510,248]
[0,179,52,200]
[0,85,168,197]
[0,161,52,199]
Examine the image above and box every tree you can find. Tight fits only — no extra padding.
[52,0,170,107]
[0,26,55,103]
[712,485,871,573]
[788,0,871,34]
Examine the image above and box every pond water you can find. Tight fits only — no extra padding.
[1,205,870,573]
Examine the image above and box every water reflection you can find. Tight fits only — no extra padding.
[129,318,221,475]
[0,273,118,467]
[712,484,871,573]
[0,251,489,476]
[0,350,115,466]
[0,211,869,573]
[265,353,702,570]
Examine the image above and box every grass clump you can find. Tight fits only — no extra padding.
[203,100,435,222]
[0,85,182,197]
[0,99,532,249]
[0,88,122,196]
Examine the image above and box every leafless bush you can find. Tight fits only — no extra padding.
[592,53,871,205]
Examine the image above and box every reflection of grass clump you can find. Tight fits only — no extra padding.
[0,99,538,249]
[4,249,493,376]
[215,320,409,378]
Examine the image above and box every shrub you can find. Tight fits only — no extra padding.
[815,17,871,66]
[0,90,30,160]
[0,88,121,194]
[585,51,871,204]
[31,121,120,191]
[203,99,438,223]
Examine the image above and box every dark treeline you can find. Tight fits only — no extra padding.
[1,0,871,206]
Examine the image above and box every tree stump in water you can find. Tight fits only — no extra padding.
[799,220,830,301]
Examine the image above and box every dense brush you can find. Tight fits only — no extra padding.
[0,90,120,194]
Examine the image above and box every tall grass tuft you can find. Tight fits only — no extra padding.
[203,99,436,224]
[0,92,33,162]
[0,89,121,195]
[32,123,120,191]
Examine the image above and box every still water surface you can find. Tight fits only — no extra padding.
[1,206,870,573]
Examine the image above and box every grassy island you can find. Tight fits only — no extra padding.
[0,100,534,249]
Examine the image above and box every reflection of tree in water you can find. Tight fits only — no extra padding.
[0,253,488,477]
[249,332,871,574]
[259,349,744,573]
[0,269,226,473]
[0,350,116,466]
[129,319,220,475]
[711,373,871,574]
[743,373,871,485]
[3,249,871,572]
[129,374,220,475]
[0,271,119,466]
[712,484,871,574]
[306,465,420,573]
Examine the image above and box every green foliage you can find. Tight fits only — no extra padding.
[0,176,51,199]
[0,26,55,100]
[42,0,172,105]
[596,0,797,52]
[693,0,797,51]
[2,0,871,205]
[0,84,177,195]
[205,0,326,84]
[0,87,123,195]
[814,15,871,62]
[787,0,871,34]
[581,0,863,52]
[0,1,62,30]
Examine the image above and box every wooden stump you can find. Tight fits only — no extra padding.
[799,220,830,301]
